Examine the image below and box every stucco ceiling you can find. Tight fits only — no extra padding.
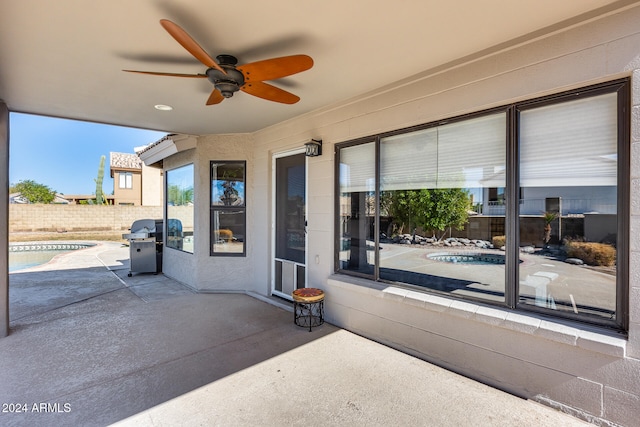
[0,0,635,136]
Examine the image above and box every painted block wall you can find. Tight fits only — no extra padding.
[247,5,640,426]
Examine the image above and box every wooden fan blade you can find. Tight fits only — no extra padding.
[241,81,300,104]
[238,55,313,82]
[159,19,226,74]
[123,70,207,78]
[206,88,225,105]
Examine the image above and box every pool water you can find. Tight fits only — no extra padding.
[9,249,73,272]
[8,243,95,272]
[427,252,506,265]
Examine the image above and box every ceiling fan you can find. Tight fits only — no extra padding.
[123,19,313,105]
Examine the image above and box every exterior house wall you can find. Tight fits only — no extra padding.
[192,134,256,292]
[159,5,640,425]
[113,171,142,205]
[141,163,163,206]
[161,136,256,292]
[244,6,640,426]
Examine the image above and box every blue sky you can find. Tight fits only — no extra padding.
[9,113,166,195]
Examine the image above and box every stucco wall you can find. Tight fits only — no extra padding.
[161,137,256,292]
[9,204,162,232]
[141,163,163,206]
[246,5,640,426]
[193,134,255,292]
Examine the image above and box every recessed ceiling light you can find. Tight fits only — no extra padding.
[154,104,173,111]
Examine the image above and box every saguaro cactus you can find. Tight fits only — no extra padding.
[94,155,106,205]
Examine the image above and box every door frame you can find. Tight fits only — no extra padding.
[271,148,308,300]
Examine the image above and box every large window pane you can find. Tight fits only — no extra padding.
[338,142,375,275]
[166,164,194,253]
[210,161,246,256]
[518,93,618,322]
[379,113,506,302]
[211,210,245,254]
[334,79,628,330]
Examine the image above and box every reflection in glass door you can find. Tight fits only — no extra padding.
[273,152,306,299]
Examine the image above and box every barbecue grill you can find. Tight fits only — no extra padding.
[122,219,163,277]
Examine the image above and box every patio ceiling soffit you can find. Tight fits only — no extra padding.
[137,134,197,167]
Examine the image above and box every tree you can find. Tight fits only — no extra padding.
[384,188,471,241]
[167,184,193,206]
[542,211,558,245]
[11,179,56,204]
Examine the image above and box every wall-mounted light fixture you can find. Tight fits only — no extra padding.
[304,139,322,157]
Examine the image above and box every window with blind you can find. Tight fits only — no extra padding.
[517,90,622,324]
[335,79,629,330]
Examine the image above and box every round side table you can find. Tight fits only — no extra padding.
[292,288,324,332]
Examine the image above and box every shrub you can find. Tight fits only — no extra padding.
[565,241,616,267]
[492,235,506,248]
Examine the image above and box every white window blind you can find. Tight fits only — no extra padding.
[520,93,617,187]
[339,142,375,193]
[380,112,506,190]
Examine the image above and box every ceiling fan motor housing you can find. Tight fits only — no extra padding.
[206,55,245,98]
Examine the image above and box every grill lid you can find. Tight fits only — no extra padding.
[123,219,159,240]
[130,219,157,233]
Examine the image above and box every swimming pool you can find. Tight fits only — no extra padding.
[9,243,95,272]
[427,252,507,265]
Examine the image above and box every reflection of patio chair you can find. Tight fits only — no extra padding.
[520,271,558,309]
[217,229,233,243]
[167,219,183,250]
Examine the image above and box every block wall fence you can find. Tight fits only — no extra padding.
[9,204,164,232]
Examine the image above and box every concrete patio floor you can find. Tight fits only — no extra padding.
[1,242,590,426]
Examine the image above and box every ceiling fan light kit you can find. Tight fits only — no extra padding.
[206,55,244,98]
[124,19,313,105]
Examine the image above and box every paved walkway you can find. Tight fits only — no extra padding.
[1,242,590,426]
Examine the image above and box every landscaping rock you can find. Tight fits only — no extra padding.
[565,258,584,265]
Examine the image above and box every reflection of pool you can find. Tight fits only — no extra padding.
[427,252,506,265]
[9,243,94,272]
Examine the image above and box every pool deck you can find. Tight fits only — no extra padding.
[1,242,590,426]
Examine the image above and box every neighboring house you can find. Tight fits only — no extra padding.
[110,152,163,206]
[8,192,28,204]
[60,194,115,205]
[10,192,71,204]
